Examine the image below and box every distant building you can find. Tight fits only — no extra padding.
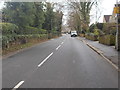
[103,15,112,23]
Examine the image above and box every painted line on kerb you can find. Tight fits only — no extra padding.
[38,52,53,67]
[12,81,24,90]
[82,39,119,71]
[100,54,118,70]
[56,45,61,50]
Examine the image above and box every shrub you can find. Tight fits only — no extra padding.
[25,26,47,34]
[94,29,99,36]
[2,34,17,48]
[25,26,39,34]
[99,35,115,45]
[1,23,49,49]
[1,23,18,35]
[89,24,96,32]
[40,29,47,34]
[96,23,104,30]
[79,33,85,37]
[102,23,119,35]
[85,33,98,41]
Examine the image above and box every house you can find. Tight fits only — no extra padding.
[103,15,112,23]
[109,2,120,23]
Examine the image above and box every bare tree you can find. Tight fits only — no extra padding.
[66,0,94,33]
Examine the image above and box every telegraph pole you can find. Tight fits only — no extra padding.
[115,0,120,51]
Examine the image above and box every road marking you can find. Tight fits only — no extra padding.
[86,42,119,70]
[100,54,118,70]
[61,42,64,44]
[82,40,119,71]
[56,45,61,50]
[38,52,53,67]
[12,81,24,90]
[51,39,54,40]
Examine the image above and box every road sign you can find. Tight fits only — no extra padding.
[113,6,120,14]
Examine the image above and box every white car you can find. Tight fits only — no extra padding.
[71,31,77,37]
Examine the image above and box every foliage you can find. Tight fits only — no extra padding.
[102,23,117,35]
[89,23,96,32]
[2,34,48,48]
[93,29,100,36]
[54,11,63,36]
[2,2,35,30]
[89,23,104,33]
[42,2,63,37]
[2,2,63,49]
[99,35,115,45]
[96,23,104,30]
[85,33,98,41]
[67,1,94,33]
[2,2,63,35]
[1,23,18,35]
[42,3,55,33]
[32,2,45,29]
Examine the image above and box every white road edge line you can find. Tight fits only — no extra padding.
[56,45,61,50]
[38,52,53,67]
[12,81,24,90]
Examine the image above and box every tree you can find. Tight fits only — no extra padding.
[43,2,63,38]
[2,2,63,37]
[2,2,35,33]
[67,11,81,32]
[54,3,63,36]
[67,0,94,33]
[43,3,55,33]
[33,2,45,29]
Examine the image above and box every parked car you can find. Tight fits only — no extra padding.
[71,31,77,37]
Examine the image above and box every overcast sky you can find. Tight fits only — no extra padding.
[97,0,117,23]
[0,0,119,24]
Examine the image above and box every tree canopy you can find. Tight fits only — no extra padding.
[2,2,63,36]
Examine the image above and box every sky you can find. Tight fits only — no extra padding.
[96,0,117,23]
[0,0,119,24]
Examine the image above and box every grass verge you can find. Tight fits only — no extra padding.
[2,38,48,56]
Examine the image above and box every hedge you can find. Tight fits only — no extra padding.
[1,22,58,49]
[1,23,18,35]
[25,26,47,34]
[99,35,115,45]
[85,33,98,41]
[79,34,85,37]
[2,34,48,49]
[102,23,120,35]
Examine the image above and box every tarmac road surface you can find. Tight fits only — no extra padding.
[2,34,118,89]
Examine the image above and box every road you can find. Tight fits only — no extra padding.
[2,34,118,89]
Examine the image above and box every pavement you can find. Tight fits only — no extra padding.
[79,37,119,68]
[2,34,118,89]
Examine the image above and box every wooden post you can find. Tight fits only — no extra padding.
[114,1,120,51]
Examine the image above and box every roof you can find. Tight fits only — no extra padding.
[104,15,112,22]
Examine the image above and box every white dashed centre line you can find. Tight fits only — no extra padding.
[56,45,61,50]
[61,42,64,44]
[12,81,24,90]
[51,39,54,40]
[38,52,53,67]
